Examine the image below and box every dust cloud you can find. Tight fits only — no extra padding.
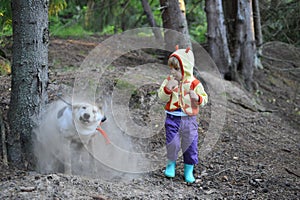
[33,96,157,182]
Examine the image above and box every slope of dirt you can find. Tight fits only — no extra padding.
[0,37,299,199]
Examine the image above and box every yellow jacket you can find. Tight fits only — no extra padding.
[158,48,208,116]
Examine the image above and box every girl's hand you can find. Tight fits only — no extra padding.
[189,90,199,101]
[166,76,178,90]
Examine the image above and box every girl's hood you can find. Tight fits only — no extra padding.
[169,47,194,79]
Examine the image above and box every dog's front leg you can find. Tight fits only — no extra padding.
[63,138,72,174]
[79,141,93,175]
[88,139,96,174]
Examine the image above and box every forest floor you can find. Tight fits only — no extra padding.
[0,36,299,199]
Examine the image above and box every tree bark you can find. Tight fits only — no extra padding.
[222,0,237,52]
[252,0,263,69]
[0,110,8,166]
[8,0,49,169]
[252,0,263,47]
[232,0,256,90]
[141,0,163,42]
[84,0,95,29]
[207,0,258,90]
[205,0,232,76]
[160,0,191,51]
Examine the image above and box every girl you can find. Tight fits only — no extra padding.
[158,47,208,183]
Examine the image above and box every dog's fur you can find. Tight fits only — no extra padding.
[34,100,106,175]
[56,102,106,174]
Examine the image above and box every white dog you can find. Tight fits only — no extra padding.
[55,102,107,174]
[34,98,110,175]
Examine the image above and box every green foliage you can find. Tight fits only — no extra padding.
[260,0,300,46]
[49,1,92,38]
[49,0,67,16]
[115,79,135,91]
[50,21,93,38]
[189,23,207,43]
[0,57,11,75]
[0,0,207,43]
[101,25,121,35]
[82,0,162,32]
[1,0,299,46]
[0,0,12,36]
[185,0,207,43]
[0,19,12,36]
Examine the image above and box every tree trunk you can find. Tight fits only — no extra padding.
[205,0,232,76]
[208,0,258,90]
[178,0,186,16]
[252,0,262,47]
[231,0,256,90]
[0,110,8,166]
[141,0,163,42]
[160,0,191,52]
[84,0,95,29]
[222,0,237,53]
[252,0,263,69]
[8,0,49,169]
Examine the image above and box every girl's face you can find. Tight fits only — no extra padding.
[170,65,183,81]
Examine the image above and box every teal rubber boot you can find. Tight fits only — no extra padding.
[164,160,176,178]
[184,164,195,183]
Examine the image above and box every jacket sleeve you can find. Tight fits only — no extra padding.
[194,82,208,107]
[158,79,172,102]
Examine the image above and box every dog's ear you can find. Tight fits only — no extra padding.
[72,103,86,110]
[57,106,68,119]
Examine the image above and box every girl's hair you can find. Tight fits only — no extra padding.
[168,56,180,69]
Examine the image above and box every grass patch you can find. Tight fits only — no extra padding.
[115,79,135,90]
[50,23,93,38]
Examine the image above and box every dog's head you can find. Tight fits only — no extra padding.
[73,103,106,128]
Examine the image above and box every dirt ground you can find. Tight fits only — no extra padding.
[0,36,299,199]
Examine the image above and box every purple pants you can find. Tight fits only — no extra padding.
[165,113,199,165]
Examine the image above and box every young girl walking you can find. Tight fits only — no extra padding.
[158,47,208,183]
